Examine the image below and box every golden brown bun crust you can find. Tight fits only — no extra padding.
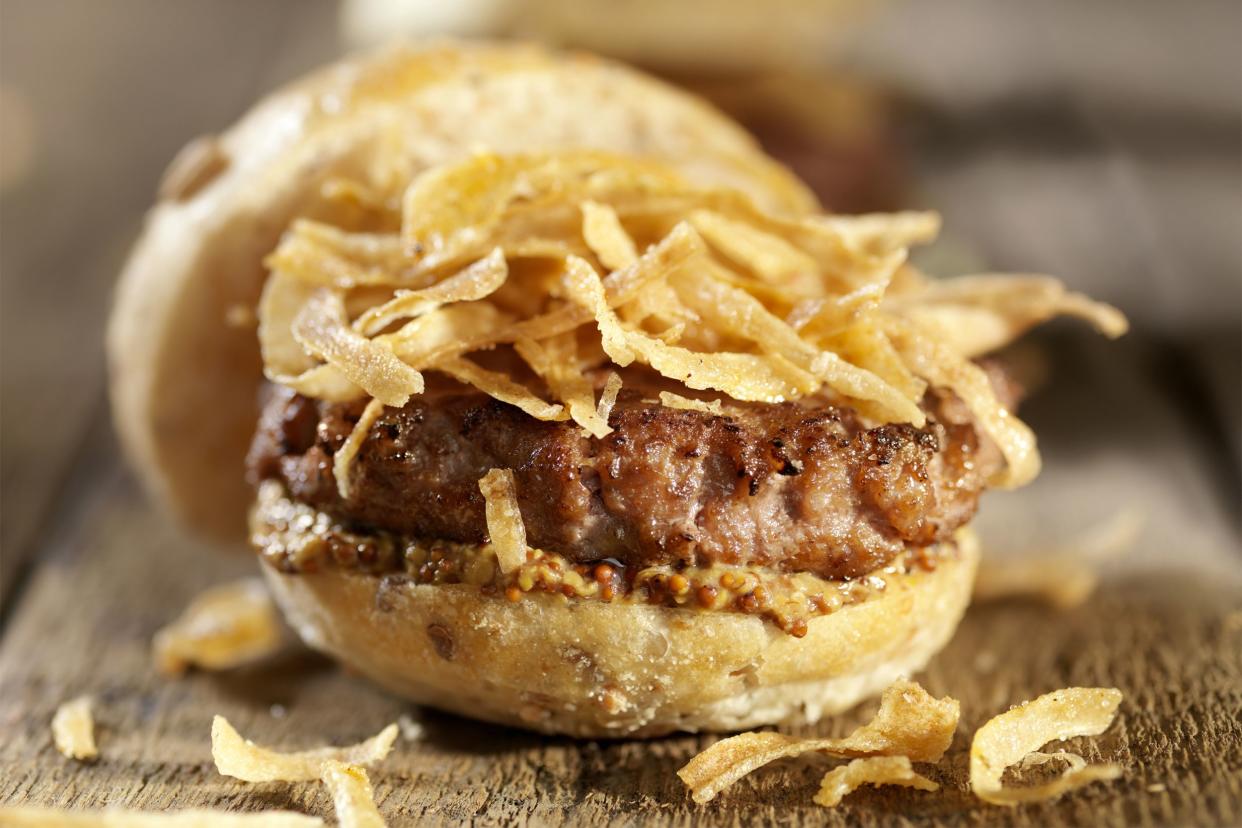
[261,530,977,737]
[107,40,816,541]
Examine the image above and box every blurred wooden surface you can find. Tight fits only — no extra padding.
[0,1,1238,825]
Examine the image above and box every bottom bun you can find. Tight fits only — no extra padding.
[261,529,978,738]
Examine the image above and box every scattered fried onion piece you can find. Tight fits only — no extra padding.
[0,807,323,827]
[52,695,97,761]
[813,756,939,808]
[291,289,423,406]
[211,716,398,782]
[322,761,386,828]
[153,578,281,677]
[975,557,1099,611]
[970,687,1123,805]
[478,468,528,575]
[658,391,723,414]
[334,397,386,500]
[677,680,958,803]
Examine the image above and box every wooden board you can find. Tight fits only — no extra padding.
[1,0,1239,825]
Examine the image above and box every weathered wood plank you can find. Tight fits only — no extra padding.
[0,0,331,601]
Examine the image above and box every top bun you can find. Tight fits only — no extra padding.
[107,41,816,540]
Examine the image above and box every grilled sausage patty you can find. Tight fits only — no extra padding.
[248,367,1016,580]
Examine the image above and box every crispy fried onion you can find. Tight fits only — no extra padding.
[813,756,939,807]
[257,150,1126,489]
[321,762,385,828]
[595,371,623,427]
[515,334,610,437]
[52,695,97,761]
[970,687,1123,805]
[333,397,387,500]
[478,468,527,575]
[211,716,398,783]
[658,391,723,414]
[677,680,958,803]
[886,274,1128,358]
[291,288,423,407]
[153,578,282,676]
[884,317,1040,488]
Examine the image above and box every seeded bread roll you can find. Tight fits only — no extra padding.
[107,40,815,541]
[260,527,977,738]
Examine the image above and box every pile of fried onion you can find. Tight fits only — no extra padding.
[258,150,1127,490]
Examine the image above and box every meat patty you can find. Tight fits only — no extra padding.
[248,368,1017,580]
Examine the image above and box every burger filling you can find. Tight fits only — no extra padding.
[247,363,1017,636]
[237,150,1123,637]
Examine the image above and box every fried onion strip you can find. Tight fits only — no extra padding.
[211,716,398,783]
[885,318,1039,488]
[515,334,611,437]
[435,357,565,421]
[352,248,507,335]
[677,680,958,803]
[658,391,723,414]
[322,762,386,828]
[814,756,939,808]
[675,265,925,424]
[478,468,527,574]
[334,397,386,499]
[596,371,623,425]
[291,289,423,406]
[564,256,819,403]
[969,687,1123,805]
[581,200,638,271]
[52,696,97,761]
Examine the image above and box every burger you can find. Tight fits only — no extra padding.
[108,41,1125,737]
